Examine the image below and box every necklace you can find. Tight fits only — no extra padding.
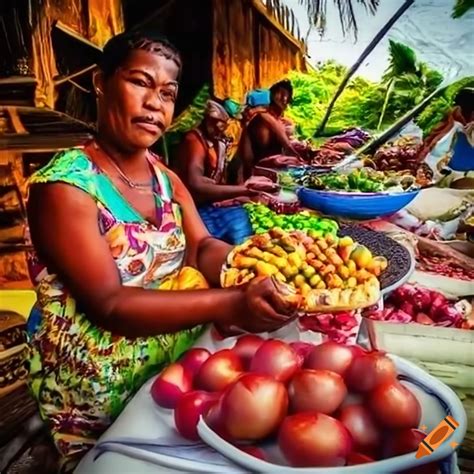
[96,142,154,191]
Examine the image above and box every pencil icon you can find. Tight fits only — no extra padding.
[416,416,459,459]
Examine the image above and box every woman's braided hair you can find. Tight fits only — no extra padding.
[98,30,182,78]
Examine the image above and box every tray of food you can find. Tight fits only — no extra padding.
[220,229,390,313]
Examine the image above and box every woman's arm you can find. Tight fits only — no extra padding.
[28,183,293,338]
[259,113,301,157]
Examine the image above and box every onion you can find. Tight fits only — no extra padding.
[346,452,375,465]
[288,369,347,415]
[174,390,218,440]
[196,349,243,392]
[150,363,193,409]
[384,428,427,457]
[339,404,381,454]
[232,335,264,368]
[369,381,421,429]
[250,339,299,383]
[179,348,211,377]
[305,341,355,375]
[219,374,288,441]
[289,342,315,368]
[346,352,397,392]
[278,413,352,467]
[236,445,267,461]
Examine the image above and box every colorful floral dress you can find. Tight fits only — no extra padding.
[27,145,205,471]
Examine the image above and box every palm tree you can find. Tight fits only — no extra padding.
[452,0,474,18]
[309,0,415,136]
[376,41,443,130]
[298,0,380,40]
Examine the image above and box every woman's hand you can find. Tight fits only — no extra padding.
[221,277,299,335]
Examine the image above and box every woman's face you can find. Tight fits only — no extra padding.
[271,87,291,113]
[96,48,180,151]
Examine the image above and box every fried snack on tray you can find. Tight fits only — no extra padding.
[221,229,385,313]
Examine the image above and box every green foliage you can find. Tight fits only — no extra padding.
[286,41,465,141]
[452,0,474,18]
[416,76,474,136]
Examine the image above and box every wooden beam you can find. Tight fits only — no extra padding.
[5,107,27,135]
[54,64,97,86]
[53,21,102,52]
[251,0,304,51]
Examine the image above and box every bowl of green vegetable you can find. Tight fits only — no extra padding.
[297,169,420,220]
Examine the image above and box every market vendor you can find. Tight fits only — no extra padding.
[25,31,297,472]
[174,99,279,244]
[239,79,304,178]
[420,87,474,188]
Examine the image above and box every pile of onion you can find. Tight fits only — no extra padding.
[150,337,425,469]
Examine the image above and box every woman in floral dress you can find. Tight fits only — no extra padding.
[26,31,296,471]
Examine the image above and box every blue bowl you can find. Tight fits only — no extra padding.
[298,188,419,220]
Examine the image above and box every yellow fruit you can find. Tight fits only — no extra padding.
[309,274,322,287]
[293,274,306,288]
[346,277,358,288]
[320,264,336,276]
[288,252,303,268]
[233,255,258,269]
[282,265,299,279]
[337,265,350,280]
[316,280,327,290]
[317,253,328,263]
[326,274,344,289]
[316,239,329,251]
[255,261,279,277]
[268,245,288,258]
[339,236,354,247]
[355,268,372,283]
[245,247,265,259]
[350,245,373,269]
[273,257,288,270]
[347,260,357,275]
[326,249,344,267]
[303,265,316,279]
[309,245,322,256]
[325,234,337,246]
[301,283,312,297]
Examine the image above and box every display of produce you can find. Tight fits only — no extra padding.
[302,168,422,193]
[221,229,387,312]
[339,225,414,291]
[416,252,474,281]
[150,338,426,469]
[244,203,339,236]
[364,284,473,329]
[363,137,434,187]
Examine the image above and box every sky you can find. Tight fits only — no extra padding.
[283,0,474,83]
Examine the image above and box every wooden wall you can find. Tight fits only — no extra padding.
[212,0,306,101]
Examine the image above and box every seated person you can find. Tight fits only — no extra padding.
[420,87,474,188]
[174,99,278,244]
[25,31,296,471]
[239,79,304,178]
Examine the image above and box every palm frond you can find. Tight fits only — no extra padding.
[452,0,474,18]
[299,0,380,39]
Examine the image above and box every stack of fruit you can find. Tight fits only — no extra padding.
[151,338,428,470]
[221,229,387,312]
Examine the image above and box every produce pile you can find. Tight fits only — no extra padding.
[302,168,421,193]
[365,284,474,329]
[416,251,474,281]
[151,338,426,469]
[221,229,387,312]
[244,203,339,236]
[363,137,433,187]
